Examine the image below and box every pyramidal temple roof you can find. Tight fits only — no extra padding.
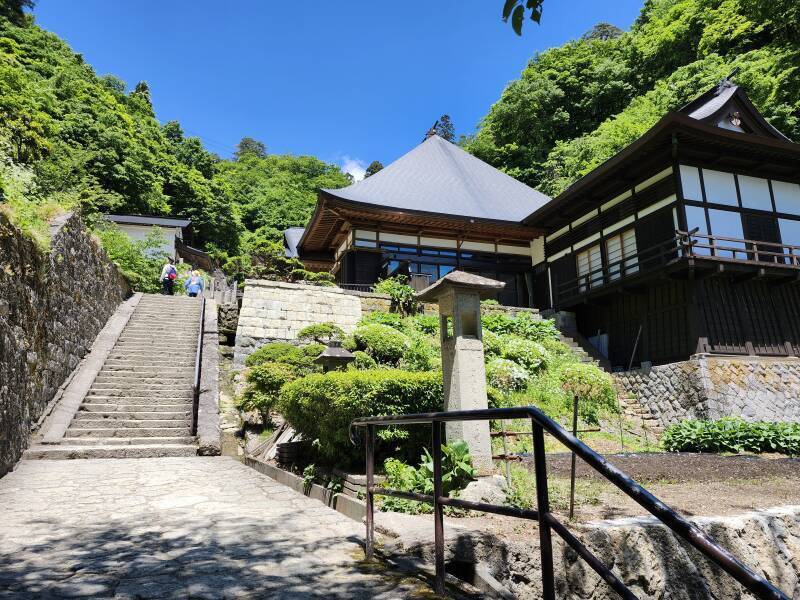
[321,134,551,222]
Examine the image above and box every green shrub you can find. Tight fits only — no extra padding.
[350,351,378,370]
[400,336,439,372]
[539,337,575,359]
[245,342,325,371]
[381,440,476,514]
[353,323,410,365]
[482,330,504,358]
[278,369,444,463]
[297,322,344,344]
[486,358,530,392]
[358,311,405,331]
[481,312,559,342]
[374,275,418,315]
[95,224,169,293]
[487,386,508,409]
[557,363,617,424]
[238,362,298,423]
[662,418,800,456]
[502,336,548,373]
[407,314,439,335]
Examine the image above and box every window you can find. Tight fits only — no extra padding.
[605,229,638,280]
[708,208,745,257]
[702,170,738,206]
[684,205,710,255]
[773,180,800,215]
[779,219,800,247]
[418,263,438,281]
[680,165,703,201]
[576,244,602,292]
[738,175,772,211]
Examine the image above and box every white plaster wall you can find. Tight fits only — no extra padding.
[116,224,180,259]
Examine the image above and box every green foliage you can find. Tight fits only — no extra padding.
[277,369,444,463]
[94,223,168,293]
[481,312,559,342]
[238,362,298,423]
[374,275,418,316]
[350,351,377,371]
[486,358,530,392]
[297,322,344,344]
[353,323,410,366]
[399,335,440,372]
[244,341,324,372]
[662,418,800,456]
[501,0,544,35]
[364,160,383,178]
[482,330,504,359]
[471,0,800,194]
[501,336,548,373]
[556,363,617,425]
[381,440,476,514]
[407,314,439,335]
[358,311,405,331]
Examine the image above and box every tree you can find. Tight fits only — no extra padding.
[163,121,184,143]
[131,81,152,107]
[435,115,455,142]
[364,160,384,178]
[0,0,34,26]
[502,0,544,35]
[235,137,266,160]
[581,22,623,41]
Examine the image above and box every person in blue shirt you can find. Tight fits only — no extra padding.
[184,270,204,297]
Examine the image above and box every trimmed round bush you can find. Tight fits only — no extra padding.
[556,362,617,425]
[502,336,548,373]
[351,351,377,370]
[278,369,444,462]
[353,323,410,365]
[238,362,299,422]
[297,322,344,344]
[245,342,325,371]
[486,358,530,392]
[400,336,439,372]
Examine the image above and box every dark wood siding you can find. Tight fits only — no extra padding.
[635,207,676,270]
[695,278,800,356]
[549,254,577,305]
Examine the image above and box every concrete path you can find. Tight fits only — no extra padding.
[0,457,428,599]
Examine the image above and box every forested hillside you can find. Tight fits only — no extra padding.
[0,8,349,256]
[466,0,800,196]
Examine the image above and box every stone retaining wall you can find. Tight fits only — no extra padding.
[234,280,362,364]
[234,279,546,365]
[615,356,800,427]
[0,212,130,476]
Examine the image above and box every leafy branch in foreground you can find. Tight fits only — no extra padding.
[502,0,544,35]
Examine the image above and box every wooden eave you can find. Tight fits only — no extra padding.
[524,113,800,231]
[298,191,544,253]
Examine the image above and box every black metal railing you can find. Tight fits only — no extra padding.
[337,283,376,293]
[351,407,789,599]
[191,297,206,436]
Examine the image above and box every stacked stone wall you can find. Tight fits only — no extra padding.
[615,356,800,427]
[0,212,130,475]
[234,280,546,364]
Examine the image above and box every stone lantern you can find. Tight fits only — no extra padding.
[314,340,355,373]
[417,271,505,474]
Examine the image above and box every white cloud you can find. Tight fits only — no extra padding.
[341,156,367,182]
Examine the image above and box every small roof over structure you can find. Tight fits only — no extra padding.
[104,214,192,229]
[416,270,506,302]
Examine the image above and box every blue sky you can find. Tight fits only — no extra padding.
[34,0,644,179]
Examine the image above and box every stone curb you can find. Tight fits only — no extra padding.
[197,299,221,455]
[40,294,143,444]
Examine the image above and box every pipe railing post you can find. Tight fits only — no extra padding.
[365,424,375,560]
[533,421,556,600]
[432,421,446,596]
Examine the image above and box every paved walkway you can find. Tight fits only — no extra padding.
[0,457,428,599]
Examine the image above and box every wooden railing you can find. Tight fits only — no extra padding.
[555,228,800,303]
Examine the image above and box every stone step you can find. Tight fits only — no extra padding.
[70,418,190,429]
[65,427,190,438]
[122,325,200,331]
[75,409,190,419]
[101,360,195,369]
[79,403,191,413]
[105,353,196,361]
[90,381,193,390]
[45,436,196,446]
[85,390,194,400]
[23,444,197,460]
[84,393,193,403]
[108,346,197,353]
[116,336,198,342]
[92,374,194,384]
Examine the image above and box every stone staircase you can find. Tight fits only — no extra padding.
[556,329,663,436]
[25,295,202,459]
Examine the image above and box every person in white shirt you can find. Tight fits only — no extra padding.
[160,259,177,295]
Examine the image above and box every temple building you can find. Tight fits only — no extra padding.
[296,76,800,369]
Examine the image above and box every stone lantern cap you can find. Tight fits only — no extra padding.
[416,270,505,302]
[313,340,355,364]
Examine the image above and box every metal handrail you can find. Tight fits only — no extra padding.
[191,298,206,436]
[351,407,789,599]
